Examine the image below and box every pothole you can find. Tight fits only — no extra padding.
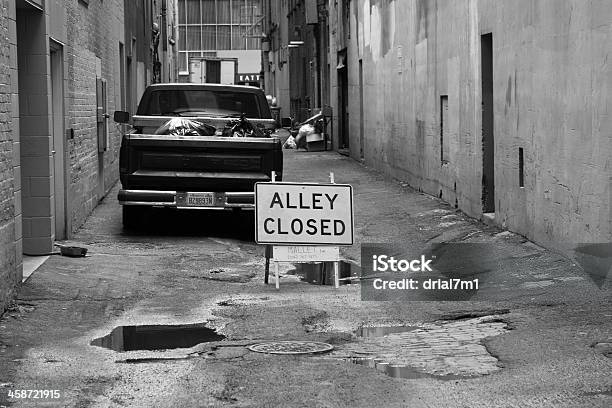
[347,325,446,380]
[591,342,612,358]
[91,323,225,352]
[189,266,256,283]
[435,309,510,321]
[337,315,510,380]
[357,325,419,337]
[349,357,464,380]
[216,296,270,307]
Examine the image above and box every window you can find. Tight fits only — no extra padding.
[179,26,187,50]
[217,0,231,23]
[246,24,262,49]
[232,0,245,24]
[178,0,186,24]
[177,0,263,52]
[186,26,201,50]
[232,25,246,50]
[143,89,263,118]
[201,0,216,23]
[186,0,201,24]
[202,26,216,49]
[217,25,231,49]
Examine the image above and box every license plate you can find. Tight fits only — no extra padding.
[185,192,215,207]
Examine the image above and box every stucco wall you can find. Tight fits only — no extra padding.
[340,0,611,247]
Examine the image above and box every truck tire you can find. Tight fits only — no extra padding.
[122,205,145,230]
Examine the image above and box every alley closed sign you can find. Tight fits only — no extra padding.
[255,182,354,245]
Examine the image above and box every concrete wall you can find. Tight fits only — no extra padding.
[17,5,53,254]
[336,0,611,248]
[217,50,261,73]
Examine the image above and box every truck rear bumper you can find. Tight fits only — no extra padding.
[118,189,254,209]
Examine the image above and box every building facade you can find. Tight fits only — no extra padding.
[0,0,177,313]
[124,0,179,114]
[176,0,263,85]
[264,0,610,250]
[328,0,611,250]
[261,0,290,118]
[262,0,329,123]
[0,0,125,312]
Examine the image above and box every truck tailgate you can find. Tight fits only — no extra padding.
[120,134,283,192]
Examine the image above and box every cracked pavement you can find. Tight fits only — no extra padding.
[0,150,610,407]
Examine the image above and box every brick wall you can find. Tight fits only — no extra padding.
[0,0,19,312]
[8,0,20,284]
[1,0,124,312]
[62,0,124,231]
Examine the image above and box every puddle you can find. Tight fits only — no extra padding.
[116,357,191,364]
[592,342,612,358]
[349,357,464,380]
[91,323,225,352]
[293,261,359,285]
[357,325,418,337]
[341,318,509,380]
[349,325,438,380]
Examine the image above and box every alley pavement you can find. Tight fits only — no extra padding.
[0,150,610,408]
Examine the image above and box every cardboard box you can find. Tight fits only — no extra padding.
[306,133,326,151]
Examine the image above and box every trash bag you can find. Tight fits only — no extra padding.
[154,118,216,136]
[295,123,315,149]
[283,135,297,149]
[222,114,266,138]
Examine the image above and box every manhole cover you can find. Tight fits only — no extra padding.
[247,341,334,355]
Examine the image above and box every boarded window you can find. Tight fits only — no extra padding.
[440,95,449,164]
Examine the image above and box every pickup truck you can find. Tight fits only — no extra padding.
[113,83,284,229]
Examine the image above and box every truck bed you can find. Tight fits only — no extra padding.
[119,134,283,209]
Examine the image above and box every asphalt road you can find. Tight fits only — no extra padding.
[0,150,610,408]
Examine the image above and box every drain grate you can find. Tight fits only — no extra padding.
[247,341,334,355]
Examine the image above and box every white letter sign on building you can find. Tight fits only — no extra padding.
[255,182,354,245]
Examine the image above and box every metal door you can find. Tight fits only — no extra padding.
[96,78,108,152]
[51,41,67,239]
[96,77,108,199]
[206,60,221,83]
